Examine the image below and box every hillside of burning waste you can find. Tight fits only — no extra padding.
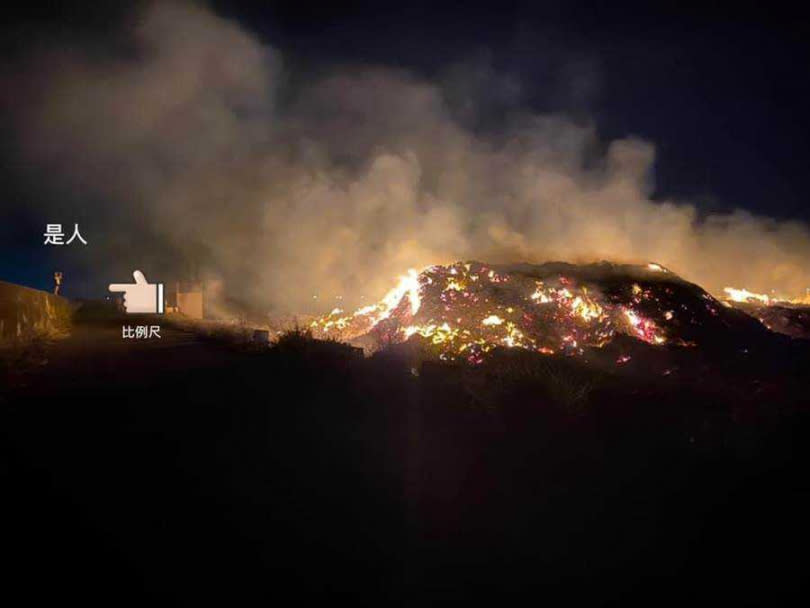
[721,301,810,340]
[311,261,777,363]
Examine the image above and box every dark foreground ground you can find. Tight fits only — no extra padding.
[2,309,810,604]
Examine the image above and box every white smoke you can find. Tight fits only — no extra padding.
[5,0,810,311]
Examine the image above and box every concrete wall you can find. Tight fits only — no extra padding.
[0,280,73,343]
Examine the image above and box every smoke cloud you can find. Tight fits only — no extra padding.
[4,1,810,312]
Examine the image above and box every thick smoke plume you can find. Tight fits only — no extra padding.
[4,1,810,312]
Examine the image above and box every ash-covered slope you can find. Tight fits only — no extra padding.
[311,261,771,362]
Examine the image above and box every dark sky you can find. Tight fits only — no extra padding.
[3,0,810,294]
[213,0,810,220]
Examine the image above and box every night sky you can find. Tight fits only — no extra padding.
[2,1,810,295]
[220,0,810,220]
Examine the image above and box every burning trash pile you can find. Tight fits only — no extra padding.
[750,304,810,339]
[311,261,769,363]
[722,287,810,339]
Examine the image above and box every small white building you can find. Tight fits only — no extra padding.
[165,281,204,319]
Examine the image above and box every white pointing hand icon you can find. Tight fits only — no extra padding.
[109,270,164,314]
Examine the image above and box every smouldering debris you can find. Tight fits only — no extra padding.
[310,260,757,362]
[722,286,810,338]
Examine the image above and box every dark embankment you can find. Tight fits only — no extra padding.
[3,304,810,603]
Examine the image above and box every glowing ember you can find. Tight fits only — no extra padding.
[530,285,551,303]
[623,308,666,344]
[570,293,603,322]
[309,261,702,361]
